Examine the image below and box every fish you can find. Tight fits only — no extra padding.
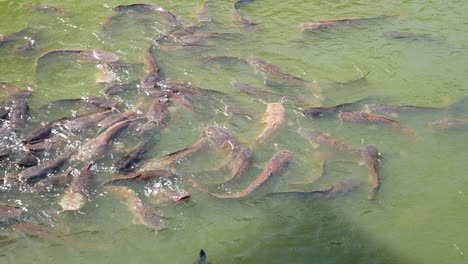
[383,31,440,42]
[367,104,440,117]
[21,120,61,144]
[201,55,247,65]
[211,150,293,199]
[101,83,135,96]
[362,145,380,200]
[303,104,351,119]
[59,163,94,211]
[179,32,238,46]
[297,128,361,156]
[8,89,32,128]
[14,152,39,168]
[23,140,53,152]
[232,81,283,101]
[115,141,152,172]
[232,0,257,27]
[0,204,22,222]
[107,186,166,230]
[102,169,176,187]
[15,37,36,56]
[18,153,71,183]
[339,111,417,137]
[36,49,120,68]
[29,4,65,14]
[204,126,241,155]
[300,15,396,31]
[266,178,362,199]
[0,148,10,159]
[63,110,112,130]
[75,120,130,161]
[113,4,183,27]
[255,103,285,145]
[146,100,169,125]
[98,111,138,130]
[429,118,468,130]
[197,0,211,23]
[31,170,73,194]
[0,28,30,45]
[219,148,254,188]
[140,136,206,170]
[82,97,119,109]
[141,46,162,91]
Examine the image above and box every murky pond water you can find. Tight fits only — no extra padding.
[1,1,467,263]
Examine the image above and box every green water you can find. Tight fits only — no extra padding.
[1,0,467,263]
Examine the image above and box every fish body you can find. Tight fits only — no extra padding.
[75,120,130,161]
[18,153,70,183]
[212,150,293,199]
[301,15,395,31]
[256,103,285,145]
[0,204,22,222]
[339,111,416,136]
[297,128,361,156]
[115,141,151,171]
[362,145,380,200]
[103,169,176,187]
[146,100,169,124]
[108,186,166,230]
[59,163,93,211]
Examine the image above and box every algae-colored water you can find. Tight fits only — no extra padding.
[0,1,467,263]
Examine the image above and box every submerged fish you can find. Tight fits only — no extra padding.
[75,120,130,161]
[18,153,71,183]
[429,118,468,131]
[219,148,254,188]
[59,163,94,211]
[383,31,440,42]
[297,128,361,156]
[0,204,22,222]
[232,0,257,27]
[31,170,73,194]
[102,169,176,187]
[362,145,380,200]
[255,103,285,145]
[339,111,417,137]
[266,178,362,199]
[211,150,293,199]
[115,140,152,172]
[300,15,396,31]
[232,81,283,101]
[108,186,166,230]
[367,104,440,117]
[141,46,162,91]
[36,49,120,68]
[113,3,183,27]
[8,89,32,128]
[64,110,113,130]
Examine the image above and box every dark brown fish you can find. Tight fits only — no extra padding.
[362,145,380,200]
[108,186,166,230]
[256,103,285,145]
[75,120,130,161]
[303,98,368,119]
[15,152,38,168]
[115,141,152,171]
[59,163,93,211]
[339,111,417,136]
[232,0,257,27]
[64,110,112,130]
[18,153,71,183]
[297,128,361,156]
[103,169,176,187]
[141,46,161,91]
[22,120,60,144]
[36,49,120,67]
[98,111,138,130]
[82,97,119,109]
[8,89,32,128]
[0,204,22,222]
[211,150,293,199]
[300,15,396,31]
[146,100,169,124]
[63,110,112,130]
[22,140,53,152]
[430,118,468,130]
[31,170,73,194]
[114,4,183,27]
[101,83,134,96]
